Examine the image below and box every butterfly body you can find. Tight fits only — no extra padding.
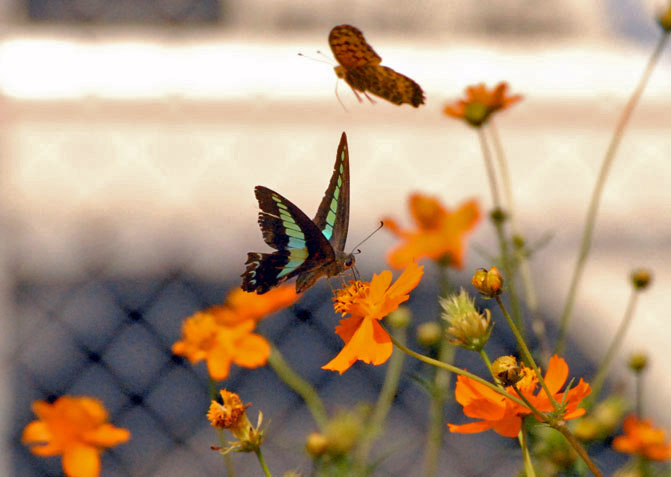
[241,133,354,294]
[329,25,425,108]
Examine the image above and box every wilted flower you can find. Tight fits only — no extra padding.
[22,396,130,477]
[491,355,522,387]
[382,194,481,269]
[440,289,493,351]
[443,82,522,127]
[208,390,263,454]
[323,262,424,374]
[658,3,671,32]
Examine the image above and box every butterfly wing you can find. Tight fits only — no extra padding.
[329,24,382,69]
[242,186,336,294]
[313,132,350,253]
[345,65,425,107]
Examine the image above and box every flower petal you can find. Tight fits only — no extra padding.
[206,348,232,381]
[63,444,100,477]
[232,333,271,368]
[543,355,569,395]
[322,317,392,374]
[83,424,131,448]
[448,420,496,434]
[21,421,52,445]
[491,413,523,438]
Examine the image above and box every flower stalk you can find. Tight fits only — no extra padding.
[267,345,328,430]
[555,31,670,354]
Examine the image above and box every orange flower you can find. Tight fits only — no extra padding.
[448,355,591,437]
[322,262,424,374]
[382,194,480,269]
[172,309,270,381]
[214,285,300,325]
[207,390,264,454]
[443,82,522,127]
[22,396,130,477]
[613,415,671,461]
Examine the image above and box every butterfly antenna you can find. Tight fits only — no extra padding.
[349,221,384,254]
[297,52,334,65]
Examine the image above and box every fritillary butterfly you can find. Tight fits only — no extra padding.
[328,24,425,108]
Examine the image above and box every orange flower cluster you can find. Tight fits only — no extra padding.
[172,285,299,380]
[443,82,521,127]
[322,262,424,374]
[449,355,591,437]
[382,194,481,269]
[613,415,671,461]
[22,396,130,477]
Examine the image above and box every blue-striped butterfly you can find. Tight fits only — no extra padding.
[241,132,354,294]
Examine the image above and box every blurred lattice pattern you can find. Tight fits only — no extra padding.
[7,262,629,476]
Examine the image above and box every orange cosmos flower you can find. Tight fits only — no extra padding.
[22,396,130,477]
[213,284,300,325]
[382,194,480,269]
[613,415,671,461]
[448,355,591,438]
[172,308,270,381]
[322,262,424,374]
[443,82,522,127]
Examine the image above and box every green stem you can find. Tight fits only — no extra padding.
[424,342,455,477]
[495,296,560,411]
[267,345,329,430]
[489,122,549,359]
[356,324,407,466]
[477,128,524,335]
[635,373,643,418]
[519,423,537,477]
[208,377,220,402]
[254,448,272,477]
[479,349,494,376]
[385,329,528,408]
[554,423,603,477]
[555,32,670,354]
[585,289,640,409]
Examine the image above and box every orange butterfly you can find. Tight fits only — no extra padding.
[329,24,425,108]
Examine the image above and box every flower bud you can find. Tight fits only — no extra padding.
[305,432,328,457]
[489,208,507,224]
[472,267,503,297]
[324,407,367,456]
[630,269,652,291]
[440,289,493,351]
[492,355,522,386]
[658,4,671,32]
[628,352,648,373]
[416,322,443,347]
[387,306,412,329]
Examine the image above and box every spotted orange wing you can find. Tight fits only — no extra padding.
[328,24,425,108]
[329,24,381,68]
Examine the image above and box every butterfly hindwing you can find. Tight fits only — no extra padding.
[241,186,336,293]
[313,132,350,252]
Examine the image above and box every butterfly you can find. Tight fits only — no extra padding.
[329,24,425,108]
[241,132,355,294]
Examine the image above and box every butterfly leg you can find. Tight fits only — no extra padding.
[363,91,377,104]
[350,87,364,103]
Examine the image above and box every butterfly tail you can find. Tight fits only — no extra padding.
[241,251,297,294]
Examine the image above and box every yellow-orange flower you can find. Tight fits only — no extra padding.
[448,355,591,437]
[22,396,130,477]
[382,194,481,269]
[322,262,424,374]
[172,309,270,381]
[207,390,264,454]
[443,82,522,127]
[214,284,300,325]
[613,415,671,461]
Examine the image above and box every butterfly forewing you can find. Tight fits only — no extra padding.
[313,132,350,252]
[329,25,382,68]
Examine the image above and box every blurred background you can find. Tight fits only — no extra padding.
[1,0,669,475]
